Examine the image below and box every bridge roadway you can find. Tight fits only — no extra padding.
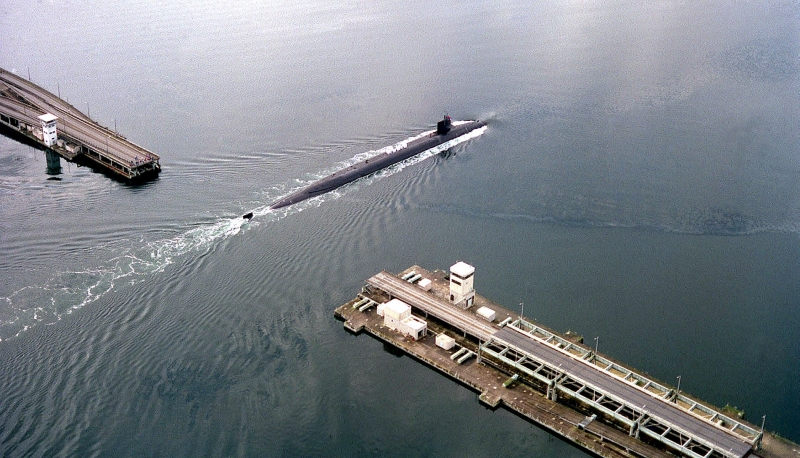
[366,270,752,458]
[495,327,751,458]
[0,68,159,178]
[367,271,497,342]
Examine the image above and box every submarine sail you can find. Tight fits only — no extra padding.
[270,116,486,210]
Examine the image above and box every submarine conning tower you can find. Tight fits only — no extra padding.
[436,115,452,135]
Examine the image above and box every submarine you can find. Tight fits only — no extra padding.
[269,115,486,210]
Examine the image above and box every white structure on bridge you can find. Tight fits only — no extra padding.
[38,113,58,147]
[449,261,475,309]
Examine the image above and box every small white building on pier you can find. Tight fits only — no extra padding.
[382,299,427,340]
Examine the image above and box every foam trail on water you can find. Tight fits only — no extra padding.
[0,215,256,341]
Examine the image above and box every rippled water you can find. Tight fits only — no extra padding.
[1,0,798,456]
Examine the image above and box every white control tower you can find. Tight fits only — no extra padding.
[38,113,58,147]
[449,261,475,309]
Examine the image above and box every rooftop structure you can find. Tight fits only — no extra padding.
[449,261,475,308]
[38,113,57,147]
[382,298,427,341]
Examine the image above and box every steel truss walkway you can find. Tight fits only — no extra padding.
[504,319,761,446]
[485,325,754,458]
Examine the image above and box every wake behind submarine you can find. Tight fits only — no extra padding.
[268,115,486,210]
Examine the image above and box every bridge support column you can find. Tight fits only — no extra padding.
[45,149,61,175]
[547,380,558,402]
[629,420,640,439]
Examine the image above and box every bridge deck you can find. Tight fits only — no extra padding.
[0,68,159,179]
[494,327,752,458]
[366,268,755,458]
[367,271,497,341]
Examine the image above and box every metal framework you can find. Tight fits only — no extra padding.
[507,319,761,447]
[481,324,755,458]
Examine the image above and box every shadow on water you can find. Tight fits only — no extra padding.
[382,342,405,358]
[75,155,160,186]
[437,149,457,160]
[0,123,46,150]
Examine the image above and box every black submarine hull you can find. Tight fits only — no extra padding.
[269,119,486,209]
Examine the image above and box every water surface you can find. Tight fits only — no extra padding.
[1,0,798,455]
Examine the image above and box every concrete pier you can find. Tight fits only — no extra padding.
[0,68,160,181]
[335,265,799,458]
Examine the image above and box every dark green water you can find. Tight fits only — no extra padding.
[1,1,798,455]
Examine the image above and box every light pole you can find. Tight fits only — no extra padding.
[594,336,599,354]
[676,375,681,401]
[520,302,524,321]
